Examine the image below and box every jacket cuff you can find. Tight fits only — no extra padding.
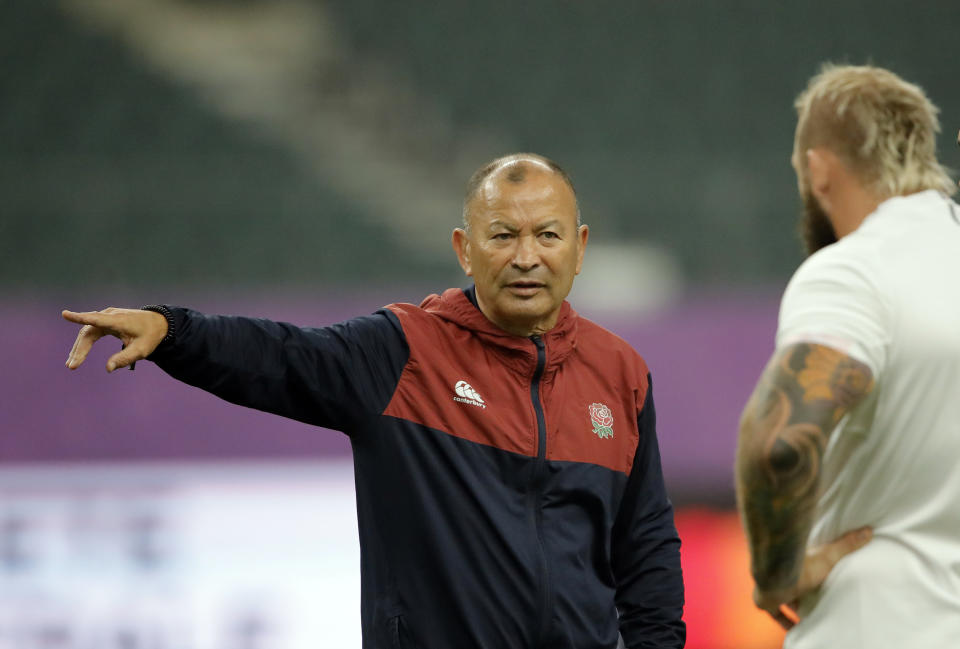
[140,304,177,354]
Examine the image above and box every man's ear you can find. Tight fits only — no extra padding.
[574,224,589,275]
[452,228,472,276]
[806,148,833,203]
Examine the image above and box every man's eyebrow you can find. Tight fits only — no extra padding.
[536,219,562,231]
[488,218,565,232]
[488,219,518,232]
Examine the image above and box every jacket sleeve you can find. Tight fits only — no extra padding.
[147,306,409,434]
[612,376,686,649]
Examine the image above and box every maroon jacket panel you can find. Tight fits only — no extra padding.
[383,288,647,475]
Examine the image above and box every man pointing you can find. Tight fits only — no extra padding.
[65,153,685,649]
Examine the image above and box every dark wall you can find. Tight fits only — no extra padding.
[0,3,446,291]
[330,1,960,281]
[4,1,959,290]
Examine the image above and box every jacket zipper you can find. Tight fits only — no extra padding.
[529,335,551,648]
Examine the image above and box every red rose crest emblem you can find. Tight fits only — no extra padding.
[588,403,614,439]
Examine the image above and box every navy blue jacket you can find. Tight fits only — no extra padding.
[150,287,685,649]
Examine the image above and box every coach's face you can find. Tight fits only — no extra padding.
[453,163,588,337]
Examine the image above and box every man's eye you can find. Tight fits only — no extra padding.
[492,233,512,241]
[540,231,559,239]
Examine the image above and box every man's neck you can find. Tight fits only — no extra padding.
[830,178,884,239]
[468,286,557,338]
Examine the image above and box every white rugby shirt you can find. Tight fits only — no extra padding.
[777,190,960,649]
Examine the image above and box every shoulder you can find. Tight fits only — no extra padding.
[382,300,469,358]
[794,191,944,287]
[383,301,432,341]
[573,314,650,384]
[778,233,892,376]
[781,240,885,334]
[784,231,882,305]
[384,300,448,334]
[385,300,426,321]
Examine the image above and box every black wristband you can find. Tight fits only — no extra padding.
[140,304,176,347]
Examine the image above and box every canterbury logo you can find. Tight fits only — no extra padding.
[453,380,486,409]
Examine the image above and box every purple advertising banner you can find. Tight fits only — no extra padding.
[1,288,779,500]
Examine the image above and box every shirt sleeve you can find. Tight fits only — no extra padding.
[612,377,686,649]
[777,246,890,378]
[147,307,409,434]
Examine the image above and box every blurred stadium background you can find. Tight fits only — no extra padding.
[2,1,958,647]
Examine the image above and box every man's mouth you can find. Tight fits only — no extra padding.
[506,281,545,295]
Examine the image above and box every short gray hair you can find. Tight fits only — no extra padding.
[461,153,582,229]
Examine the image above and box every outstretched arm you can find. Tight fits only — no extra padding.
[735,342,874,628]
[63,305,409,433]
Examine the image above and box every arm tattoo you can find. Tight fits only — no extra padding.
[735,343,874,592]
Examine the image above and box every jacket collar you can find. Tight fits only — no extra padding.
[419,286,578,377]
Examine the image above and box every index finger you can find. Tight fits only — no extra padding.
[779,603,800,627]
[62,309,119,328]
[823,526,872,566]
[754,586,797,631]
[763,605,797,631]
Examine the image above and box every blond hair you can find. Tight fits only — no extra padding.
[794,64,955,197]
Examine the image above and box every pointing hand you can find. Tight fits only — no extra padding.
[62,307,169,372]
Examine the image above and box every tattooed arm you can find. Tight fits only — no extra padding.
[735,342,874,627]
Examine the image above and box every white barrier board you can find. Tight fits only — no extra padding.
[0,460,361,649]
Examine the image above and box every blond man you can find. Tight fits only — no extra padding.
[736,64,960,648]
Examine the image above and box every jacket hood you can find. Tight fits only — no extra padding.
[418,286,578,375]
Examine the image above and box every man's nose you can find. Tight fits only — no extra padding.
[511,235,541,270]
